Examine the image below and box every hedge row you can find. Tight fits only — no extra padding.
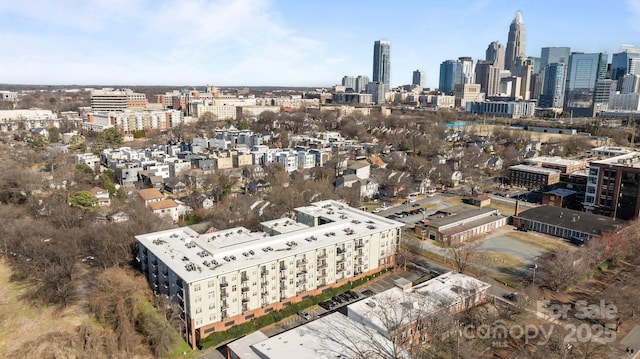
[199,268,392,349]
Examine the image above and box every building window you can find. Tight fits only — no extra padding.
[193,284,201,291]
[195,307,202,314]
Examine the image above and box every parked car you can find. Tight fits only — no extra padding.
[332,296,343,304]
[298,311,311,320]
[347,290,359,299]
[503,292,518,302]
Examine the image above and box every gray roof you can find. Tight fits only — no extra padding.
[515,206,625,236]
[424,205,498,228]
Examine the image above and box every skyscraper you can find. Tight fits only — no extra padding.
[475,61,501,97]
[505,12,525,71]
[439,60,459,94]
[355,75,370,93]
[458,57,475,85]
[564,52,608,117]
[373,40,391,91]
[536,47,570,98]
[412,70,425,88]
[486,41,505,70]
[341,76,356,91]
[539,63,567,108]
[611,45,640,90]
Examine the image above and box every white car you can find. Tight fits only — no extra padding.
[372,207,383,213]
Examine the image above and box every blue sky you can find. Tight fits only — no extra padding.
[2,0,640,88]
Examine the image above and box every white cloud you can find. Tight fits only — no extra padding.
[0,0,331,85]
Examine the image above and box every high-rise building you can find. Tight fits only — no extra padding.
[505,12,525,71]
[539,63,567,108]
[611,45,640,88]
[365,81,387,104]
[412,69,425,88]
[341,76,356,92]
[439,60,459,94]
[536,47,571,98]
[355,75,369,93]
[514,56,534,100]
[564,52,608,117]
[458,57,475,85]
[475,62,501,97]
[372,40,391,91]
[486,41,505,70]
[622,74,640,94]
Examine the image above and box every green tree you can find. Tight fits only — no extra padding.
[96,128,123,148]
[48,127,60,143]
[68,191,98,211]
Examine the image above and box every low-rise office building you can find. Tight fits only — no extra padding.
[414,205,506,243]
[136,200,403,348]
[508,164,561,190]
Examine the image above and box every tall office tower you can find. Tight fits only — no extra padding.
[611,45,640,89]
[412,69,425,88]
[537,47,571,97]
[486,41,505,70]
[355,75,370,93]
[439,60,460,94]
[622,74,640,93]
[538,63,567,108]
[458,57,475,85]
[365,81,387,104]
[341,76,356,91]
[564,52,608,117]
[514,56,534,100]
[475,61,501,96]
[505,12,526,71]
[373,40,391,91]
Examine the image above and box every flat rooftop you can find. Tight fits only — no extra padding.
[248,312,403,359]
[260,218,309,234]
[525,156,584,167]
[137,200,404,283]
[509,164,561,175]
[515,206,626,236]
[591,152,640,168]
[422,205,499,228]
[347,272,491,334]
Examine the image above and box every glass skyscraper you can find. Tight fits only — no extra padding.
[563,52,608,117]
[539,63,567,108]
[439,60,459,94]
[373,40,390,91]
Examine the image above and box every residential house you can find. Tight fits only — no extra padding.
[89,187,111,206]
[138,188,165,207]
[148,199,179,223]
[164,177,187,195]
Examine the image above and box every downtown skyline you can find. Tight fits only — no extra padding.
[2,0,640,88]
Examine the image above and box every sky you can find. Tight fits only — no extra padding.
[2,0,640,88]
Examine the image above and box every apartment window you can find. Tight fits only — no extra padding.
[208,291,215,299]
[209,303,215,310]
[193,284,201,291]
[208,280,215,288]
[195,296,201,303]
[195,307,202,314]
[232,285,237,292]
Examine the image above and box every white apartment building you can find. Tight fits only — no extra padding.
[90,89,146,112]
[0,109,60,132]
[297,151,316,170]
[136,200,403,348]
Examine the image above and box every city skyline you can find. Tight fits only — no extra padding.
[2,0,640,88]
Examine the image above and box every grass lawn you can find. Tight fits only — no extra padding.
[475,251,523,270]
[503,231,568,252]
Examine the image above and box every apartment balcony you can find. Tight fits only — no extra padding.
[260,280,268,288]
[336,267,345,273]
[221,302,229,310]
[220,289,228,298]
[242,304,249,313]
[317,262,328,269]
[242,296,250,303]
[296,258,308,266]
[221,311,228,320]
[355,242,364,249]
[317,271,327,278]
[317,253,327,260]
[296,270,307,277]
[260,269,269,277]
[241,286,250,293]
[355,250,364,258]
[220,282,229,288]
